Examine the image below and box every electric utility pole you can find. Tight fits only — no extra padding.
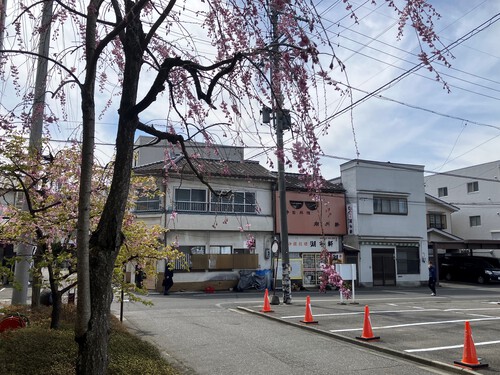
[0,0,7,52]
[270,5,292,304]
[11,0,53,305]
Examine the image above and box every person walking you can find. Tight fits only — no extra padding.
[135,264,146,289]
[162,264,174,295]
[428,260,437,296]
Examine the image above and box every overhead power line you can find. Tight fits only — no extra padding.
[320,12,500,125]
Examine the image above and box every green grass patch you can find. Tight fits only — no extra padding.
[0,305,181,375]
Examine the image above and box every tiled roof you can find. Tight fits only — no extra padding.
[133,157,275,181]
[273,172,345,193]
[134,159,344,192]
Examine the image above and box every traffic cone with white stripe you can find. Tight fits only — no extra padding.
[260,288,274,313]
[300,295,318,324]
[356,305,380,341]
[454,321,488,369]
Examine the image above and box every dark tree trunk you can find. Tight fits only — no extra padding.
[50,290,62,330]
[76,247,118,375]
[76,2,145,373]
[75,97,139,375]
[47,263,61,329]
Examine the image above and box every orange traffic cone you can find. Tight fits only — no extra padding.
[300,295,318,324]
[356,305,380,341]
[454,321,488,369]
[260,288,274,313]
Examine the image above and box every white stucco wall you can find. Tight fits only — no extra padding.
[425,161,500,239]
[341,160,428,286]
[341,160,427,239]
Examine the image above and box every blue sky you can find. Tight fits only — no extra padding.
[2,1,499,180]
[297,0,500,178]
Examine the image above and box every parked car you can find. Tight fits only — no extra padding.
[439,256,500,284]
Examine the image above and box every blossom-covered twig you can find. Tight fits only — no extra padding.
[318,247,351,299]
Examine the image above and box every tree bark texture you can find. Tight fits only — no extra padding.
[76,2,143,372]
[50,291,62,330]
[76,246,118,374]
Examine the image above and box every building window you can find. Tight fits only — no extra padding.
[208,246,232,254]
[174,188,207,212]
[189,246,206,254]
[469,215,481,227]
[373,196,408,215]
[396,247,420,274]
[427,213,447,230]
[210,191,232,212]
[210,191,256,213]
[14,191,24,209]
[135,195,161,212]
[437,187,448,197]
[467,181,479,193]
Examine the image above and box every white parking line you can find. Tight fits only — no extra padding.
[281,306,500,320]
[329,316,500,333]
[281,308,440,320]
[405,340,500,353]
[228,308,247,315]
[444,307,500,312]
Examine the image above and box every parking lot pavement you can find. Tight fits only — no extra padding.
[237,285,500,374]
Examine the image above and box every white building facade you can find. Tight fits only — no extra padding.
[424,161,500,240]
[133,138,276,291]
[339,160,428,287]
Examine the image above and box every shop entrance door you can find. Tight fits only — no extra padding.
[372,248,396,286]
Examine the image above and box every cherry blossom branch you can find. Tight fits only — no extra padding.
[136,121,228,197]
[0,50,81,88]
[133,53,245,115]
[144,0,177,45]
[52,0,116,27]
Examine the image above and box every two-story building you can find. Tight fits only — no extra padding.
[424,160,500,241]
[132,136,349,291]
[133,149,276,292]
[274,173,347,289]
[335,159,428,287]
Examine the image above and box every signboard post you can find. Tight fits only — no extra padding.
[337,263,358,304]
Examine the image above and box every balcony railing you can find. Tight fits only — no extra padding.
[174,201,208,212]
[135,200,161,212]
[185,254,258,271]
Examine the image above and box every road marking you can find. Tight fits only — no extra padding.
[405,340,500,353]
[466,313,496,318]
[228,308,246,315]
[281,307,500,320]
[281,308,440,320]
[329,317,500,333]
[444,307,500,312]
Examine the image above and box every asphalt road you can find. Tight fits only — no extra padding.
[111,282,500,375]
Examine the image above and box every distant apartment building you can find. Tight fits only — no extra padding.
[425,161,500,240]
[425,194,461,243]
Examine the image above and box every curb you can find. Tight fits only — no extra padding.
[237,306,482,375]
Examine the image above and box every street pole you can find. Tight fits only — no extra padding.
[11,0,53,305]
[0,0,7,52]
[270,6,292,304]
